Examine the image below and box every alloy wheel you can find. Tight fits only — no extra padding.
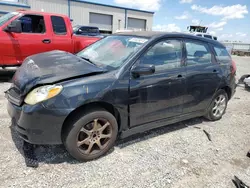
[77,118,112,155]
[212,94,227,118]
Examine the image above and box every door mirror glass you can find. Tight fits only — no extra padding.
[131,64,155,77]
[4,20,22,33]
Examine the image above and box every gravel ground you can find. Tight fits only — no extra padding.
[0,56,249,188]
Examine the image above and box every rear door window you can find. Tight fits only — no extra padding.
[213,46,231,62]
[185,41,212,66]
[51,16,67,35]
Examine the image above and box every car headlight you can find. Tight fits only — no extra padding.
[24,85,63,105]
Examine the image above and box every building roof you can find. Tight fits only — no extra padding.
[0,1,30,8]
[71,0,154,14]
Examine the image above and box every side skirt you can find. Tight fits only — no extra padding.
[119,111,205,139]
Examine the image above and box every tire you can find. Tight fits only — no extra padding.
[63,110,118,161]
[204,90,228,121]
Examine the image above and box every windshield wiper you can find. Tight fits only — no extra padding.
[80,56,96,65]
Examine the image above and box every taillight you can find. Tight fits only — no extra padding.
[231,60,237,74]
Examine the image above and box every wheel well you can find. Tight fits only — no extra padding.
[221,86,232,99]
[61,102,121,138]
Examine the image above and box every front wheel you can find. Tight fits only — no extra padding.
[63,110,118,161]
[205,90,228,121]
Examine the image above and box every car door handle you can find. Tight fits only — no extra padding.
[42,39,51,44]
[213,69,218,73]
[177,75,183,78]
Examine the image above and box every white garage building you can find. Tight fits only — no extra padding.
[0,0,154,33]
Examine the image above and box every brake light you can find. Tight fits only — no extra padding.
[231,60,237,74]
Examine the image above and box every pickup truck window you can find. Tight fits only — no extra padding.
[51,16,67,35]
[18,15,46,33]
[0,12,19,27]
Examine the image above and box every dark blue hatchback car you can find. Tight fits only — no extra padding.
[6,31,237,161]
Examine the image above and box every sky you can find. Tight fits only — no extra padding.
[87,0,250,42]
[5,0,250,41]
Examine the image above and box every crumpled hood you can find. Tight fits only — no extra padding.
[12,50,105,95]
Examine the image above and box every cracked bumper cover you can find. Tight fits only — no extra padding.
[7,101,71,145]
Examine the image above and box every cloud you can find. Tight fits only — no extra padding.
[153,24,181,32]
[180,0,193,4]
[236,32,247,37]
[220,34,233,39]
[208,21,227,28]
[216,27,224,31]
[114,0,161,11]
[191,4,248,20]
[175,12,190,20]
[191,19,200,25]
[209,31,216,36]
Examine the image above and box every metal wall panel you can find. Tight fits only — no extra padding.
[127,10,153,31]
[70,1,125,33]
[27,0,68,15]
[0,5,29,13]
[89,13,112,31]
[0,0,154,33]
[128,17,146,30]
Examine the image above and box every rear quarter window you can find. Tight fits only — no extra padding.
[213,46,231,62]
[51,16,67,35]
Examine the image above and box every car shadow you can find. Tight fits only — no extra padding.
[0,69,15,82]
[10,123,78,166]
[116,117,204,148]
[10,117,205,166]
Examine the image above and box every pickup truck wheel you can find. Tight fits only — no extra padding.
[205,90,228,121]
[63,110,118,161]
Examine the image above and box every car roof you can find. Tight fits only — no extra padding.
[115,31,224,47]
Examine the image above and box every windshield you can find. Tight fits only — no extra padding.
[0,12,19,27]
[77,35,149,70]
[73,26,79,32]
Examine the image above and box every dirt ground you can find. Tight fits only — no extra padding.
[0,56,249,188]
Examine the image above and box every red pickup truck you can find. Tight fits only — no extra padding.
[0,10,100,67]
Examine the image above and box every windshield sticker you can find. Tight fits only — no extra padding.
[129,38,148,44]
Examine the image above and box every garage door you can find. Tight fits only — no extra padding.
[128,18,146,30]
[89,13,112,32]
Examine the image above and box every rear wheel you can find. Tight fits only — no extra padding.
[205,90,228,121]
[63,110,118,161]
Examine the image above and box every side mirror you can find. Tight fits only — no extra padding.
[4,20,22,33]
[131,64,155,77]
[76,28,83,34]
